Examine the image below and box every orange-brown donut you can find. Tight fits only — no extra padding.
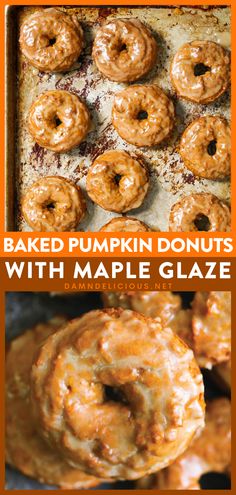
[22,176,86,232]
[28,90,90,152]
[31,308,205,480]
[180,116,231,180]
[86,151,149,213]
[92,18,157,82]
[6,317,102,489]
[192,291,231,369]
[169,193,231,232]
[100,217,150,232]
[102,291,193,348]
[20,8,84,72]
[137,398,231,490]
[171,41,230,104]
[112,85,175,147]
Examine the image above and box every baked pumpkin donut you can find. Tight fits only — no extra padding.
[169,193,231,232]
[31,308,205,480]
[92,18,157,83]
[6,317,101,489]
[28,90,90,152]
[112,85,175,147]
[192,291,231,369]
[171,41,230,104]
[19,8,84,73]
[137,398,231,490]
[22,176,86,232]
[103,291,193,347]
[180,116,231,180]
[86,151,149,213]
[100,217,150,232]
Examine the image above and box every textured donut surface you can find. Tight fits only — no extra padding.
[92,18,157,82]
[171,40,230,104]
[22,176,86,232]
[28,90,90,152]
[20,8,84,72]
[31,308,205,480]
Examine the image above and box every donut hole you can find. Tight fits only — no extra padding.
[194,214,211,232]
[45,202,56,212]
[54,116,62,128]
[199,472,231,489]
[114,173,122,186]
[137,110,148,121]
[48,37,57,47]
[194,63,211,76]
[104,385,127,404]
[119,43,127,52]
[207,139,217,156]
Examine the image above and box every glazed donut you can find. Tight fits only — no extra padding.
[22,176,86,232]
[180,116,231,180]
[192,291,231,369]
[103,292,193,348]
[100,217,150,232]
[112,85,175,147]
[19,8,84,72]
[92,19,157,83]
[86,151,149,213]
[31,308,205,480]
[6,317,101,489]
[28,90,90,152]
[171,41,230,104]
[169,193,231,232]
[137,398,231,490]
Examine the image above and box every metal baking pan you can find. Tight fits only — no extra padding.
[5,5,231,232]
[5,291,230,490]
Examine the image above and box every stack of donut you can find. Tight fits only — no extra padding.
[19,8,231,232]
[6,307,205,488]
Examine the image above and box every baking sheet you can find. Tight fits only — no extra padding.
[5,291,230,490]
[6,6,231,231]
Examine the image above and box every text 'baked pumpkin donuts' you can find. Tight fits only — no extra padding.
[137,398,231,490]
[169,193,231,232]
[22,176,86,232]
[6,317,104,489]
[28,90,90,153]
[20,8,84,73]
[86,150,149,212]
[92,18,157,83]
[31,308,205,480]
[179,116,231,180]
[112,85,175,147]
[171,40,230,104]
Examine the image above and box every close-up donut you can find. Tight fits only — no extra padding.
[169,193,231,232]
[192,291,231,369]
[19,8,84,72]
[86,151,149,213]
[100,217,150,232]
[103,291,193,348]
[22,176,86,232]
[5,317,103,489]
[28,90,90,153]
[112,85,175,147]
[31,308,205,480]
[92,18,157,83]
[179,116,231,180]
[137,398,231,490]
[171,41,230,104]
